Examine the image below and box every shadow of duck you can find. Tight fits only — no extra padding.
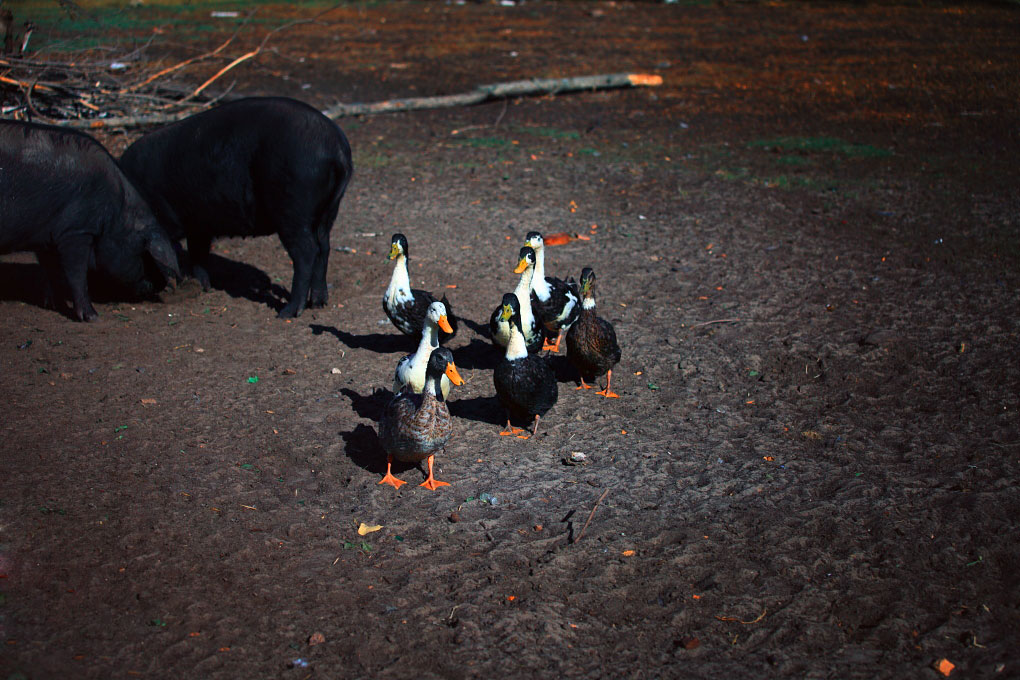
[310,325,413,354]
[448,394,504,425]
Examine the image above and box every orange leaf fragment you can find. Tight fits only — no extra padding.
[936,659,954,676]
[140,398,157,405]
[544,232,577,246]
[622,550,636,556]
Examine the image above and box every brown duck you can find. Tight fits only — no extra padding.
[566,267,622,398]
[378,347,464,490]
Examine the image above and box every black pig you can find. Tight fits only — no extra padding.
[119,97,353,319]
[0,119,181,321]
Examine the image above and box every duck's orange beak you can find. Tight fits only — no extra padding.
[438,314,454,334]
[445,361,465,386]
[513,258,529,274]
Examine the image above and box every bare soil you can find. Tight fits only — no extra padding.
[2,2,1019,678]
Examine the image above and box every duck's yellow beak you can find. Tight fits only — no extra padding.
[513,257,529,274]
[438,314,454,334]
[501,303,514,322]
[388,243,400,260]
[445,361,465,386]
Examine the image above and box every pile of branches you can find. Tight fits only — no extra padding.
[0,5,328,130]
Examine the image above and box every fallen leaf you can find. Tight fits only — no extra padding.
[802,430,823,440]
[357,523,383,536]
[678,636,700,650]
[622,549,636,556]
[308,632,326,646]
[544,232,581,246]
[140,398,157,406]
[936,658,954,676]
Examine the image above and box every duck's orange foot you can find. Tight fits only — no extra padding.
[575,378,594,391]
[379,455,406,488]
[499,421,526,436]
[596,372,619,398]
[542,333,563,353]
[379,471,406,489]
[418,455,449,490]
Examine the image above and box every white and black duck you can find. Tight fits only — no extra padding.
[489,246,543,354]
[492,293,558,439]
[524,231,580,352]
[393,300,455,400]
[383,233,457,343]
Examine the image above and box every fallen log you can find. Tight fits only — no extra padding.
[62,71,663,130]
[320,72,663,118]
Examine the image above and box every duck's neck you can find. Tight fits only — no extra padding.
[409,322,439,373]
[531,247,551,300]
[582,295,596,311]
[422,320,440,350]
[513,268,536,327]
[385,254,413,304]
[425,373,445,402]
[505,323,529,361]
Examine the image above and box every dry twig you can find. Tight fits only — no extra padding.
[572,487,610,544]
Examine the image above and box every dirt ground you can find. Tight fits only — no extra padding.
[2,1,1019,678]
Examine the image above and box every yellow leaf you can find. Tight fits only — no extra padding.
[357,523,383,536]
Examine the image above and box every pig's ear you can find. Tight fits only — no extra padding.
[147,233,182,282]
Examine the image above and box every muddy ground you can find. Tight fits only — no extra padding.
[2,1,1019,678]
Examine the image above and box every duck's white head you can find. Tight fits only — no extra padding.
[524,231,544,252]
[426,301,454,334]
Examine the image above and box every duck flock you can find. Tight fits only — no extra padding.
[379,230,622,490]
[1,97,620,494]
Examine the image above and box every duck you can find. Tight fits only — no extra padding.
[393,300,455,400]
[488,246,543,354]
[524,231,580,352]
[566,267,622,398]
[492,293,558,439]
[378,347,465,490]
[383,233,457,343]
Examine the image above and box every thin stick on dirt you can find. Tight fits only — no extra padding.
[572,487,610,544]
[321,72,663,119]
[687,318,742,330]
[716,608,767,625]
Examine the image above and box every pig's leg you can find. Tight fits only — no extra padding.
[307,226,331,309]
[277,230,316,319]
[35,250,64,312]
[55,236,98,321]
[186,232,212,291]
